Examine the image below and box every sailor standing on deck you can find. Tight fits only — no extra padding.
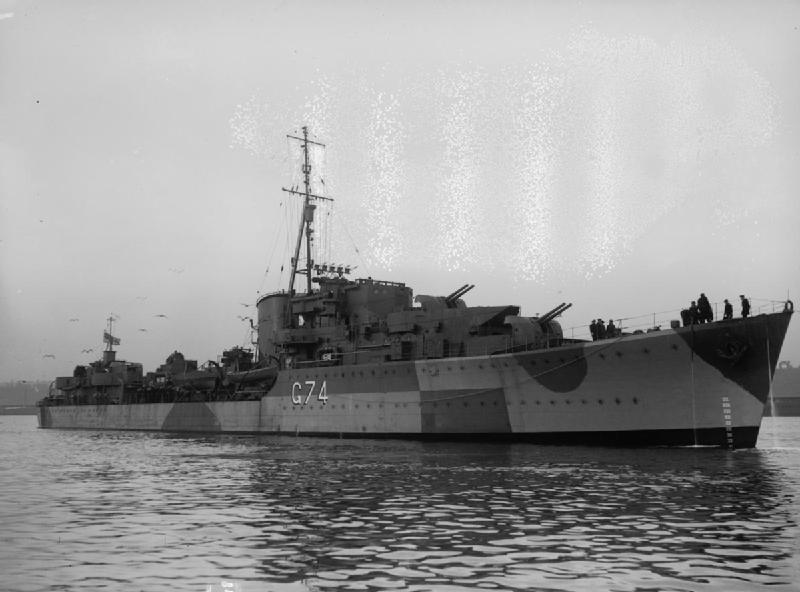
[723,299,733,320]
[698,293,713,323]
[740,295,751,318]
[590,319,598,341]
[689,301,699,324]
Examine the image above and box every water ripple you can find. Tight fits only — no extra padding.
[1,417,799,591]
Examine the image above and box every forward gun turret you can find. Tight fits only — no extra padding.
[445,284,475,308]
[538,302,572,327]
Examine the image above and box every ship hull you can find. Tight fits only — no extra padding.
[38,311,792,448]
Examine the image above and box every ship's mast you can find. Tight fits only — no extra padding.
[282,126,332,295]
[103,314,118,364]
[105,315,114,352]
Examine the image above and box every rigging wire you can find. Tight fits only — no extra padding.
[324,207,332,267]
[341,217,371,278]
[257,199,286,295]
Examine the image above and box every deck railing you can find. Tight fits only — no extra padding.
[565,297,790,341]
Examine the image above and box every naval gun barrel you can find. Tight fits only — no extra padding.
[445,284,469,302]
[538,302,573,327]
[445,284,475,307]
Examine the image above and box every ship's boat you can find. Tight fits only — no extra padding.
[37,127,794,448]
[225,367,278,386]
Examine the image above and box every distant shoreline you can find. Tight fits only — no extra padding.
[0,406,37,416]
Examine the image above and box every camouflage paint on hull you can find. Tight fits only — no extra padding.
[39,401,262,432]
[38,311,792,448]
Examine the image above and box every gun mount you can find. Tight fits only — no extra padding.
[445,284,475,308]
[538,302,573,327]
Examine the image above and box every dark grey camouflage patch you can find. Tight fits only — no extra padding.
[420,388,510,433]
[677,311,792,405]
[162,402,221,431]
[514,347,588,393]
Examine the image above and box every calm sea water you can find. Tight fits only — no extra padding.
[1,416,799,592]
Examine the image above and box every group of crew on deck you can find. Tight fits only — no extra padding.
[680,293,750,327]
[589,294,752,340]
[589,318,620,341]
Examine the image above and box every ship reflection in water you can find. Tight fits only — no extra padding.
[2,416,799,591]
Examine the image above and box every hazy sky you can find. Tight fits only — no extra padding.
[1,0,799,382]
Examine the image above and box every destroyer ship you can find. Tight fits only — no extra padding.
[38,127,794,448]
